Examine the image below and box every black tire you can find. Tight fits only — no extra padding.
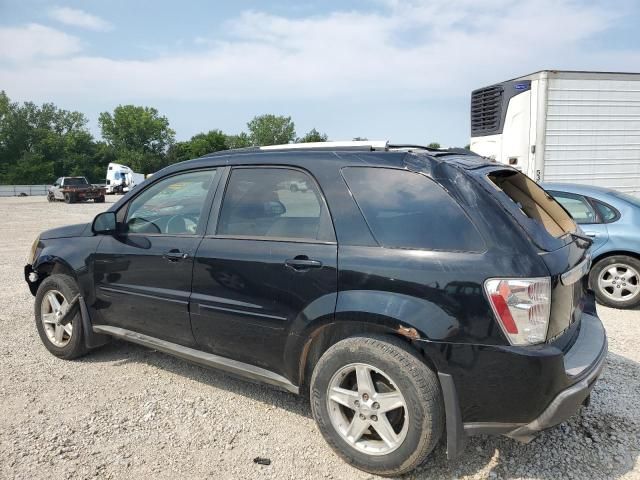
[34,274,88,360]
[290,183,299,192]
[310,335,444,477]
[589,255,640,309]
[47,193,54,202]
[64,192,74,204]
[95,195,105,203]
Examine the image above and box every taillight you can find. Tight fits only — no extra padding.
[484,277,551,345]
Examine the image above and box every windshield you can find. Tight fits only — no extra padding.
[64,177,89,186]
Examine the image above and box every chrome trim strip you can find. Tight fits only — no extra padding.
[92,325,299,394]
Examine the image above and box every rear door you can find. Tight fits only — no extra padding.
[93,169,219,346]
[190,166,337,375]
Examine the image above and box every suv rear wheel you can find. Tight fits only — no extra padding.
[63,192,74,204]
[310,335,443,477]
[35,274,87,359]
[590,255,640,308]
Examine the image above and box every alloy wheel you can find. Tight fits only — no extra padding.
[40,289,73,347]
[326,363,409,455]
[598,263,640,303]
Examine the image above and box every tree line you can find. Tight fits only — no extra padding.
[0,90,446,185]
[0,91,330,184]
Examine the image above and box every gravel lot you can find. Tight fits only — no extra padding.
[1,196,638,480]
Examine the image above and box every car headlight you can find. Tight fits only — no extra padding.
[26,234,40,265]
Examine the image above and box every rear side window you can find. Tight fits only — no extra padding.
[549,191,597,224]
[488,171,576,238]
[342,167,484,251]
[592,199,619,223]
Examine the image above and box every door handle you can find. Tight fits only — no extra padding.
[163,250,189,262]
[585,233,597,238]
[285,257,322,271]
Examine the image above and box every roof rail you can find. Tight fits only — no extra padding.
[259,140,388,151]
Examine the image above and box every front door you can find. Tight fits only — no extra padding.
[93,169,219,346]
[191,166,338,375]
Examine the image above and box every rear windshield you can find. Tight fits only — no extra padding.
[487,170,576,239]
[342,167,485,252]
[64,177,88,185]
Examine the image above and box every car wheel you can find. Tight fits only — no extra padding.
[47,193,54,202]
[34,274,88,359]
[590,255,640,309]
[64,193,74,204]
[310,335,444,477]
[95,195,105,203]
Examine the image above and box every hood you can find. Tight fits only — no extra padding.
[40,223,91,240]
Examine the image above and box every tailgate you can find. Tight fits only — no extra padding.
[541,241,591,342]
[479,168,591,343]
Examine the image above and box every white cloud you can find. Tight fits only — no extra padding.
[0,23,82,61]
[49,6,112,31]
[0,0,636,104]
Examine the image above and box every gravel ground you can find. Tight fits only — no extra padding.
[0,196,638,480]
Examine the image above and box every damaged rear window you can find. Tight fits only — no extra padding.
[487,170,576,240]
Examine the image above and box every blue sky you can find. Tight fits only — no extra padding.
[1,0,639,146]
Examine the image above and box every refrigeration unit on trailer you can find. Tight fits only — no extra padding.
[469,70,640,195]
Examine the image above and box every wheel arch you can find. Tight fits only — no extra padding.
[287,315,438,396]
[28,256,77,295]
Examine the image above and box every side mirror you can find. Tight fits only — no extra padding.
[92,211,117,234]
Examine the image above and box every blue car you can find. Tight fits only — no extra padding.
[543,183,640,309]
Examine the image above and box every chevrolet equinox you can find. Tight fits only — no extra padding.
[25,141,607,476]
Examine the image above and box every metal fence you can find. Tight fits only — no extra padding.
[0,185,50,197]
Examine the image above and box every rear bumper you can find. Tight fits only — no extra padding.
[505,312,607,442]
[433,311,607,458]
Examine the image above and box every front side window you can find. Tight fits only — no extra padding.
[126,169,216,235]
[342,167,484,251]
[216,168,334,242]
[550,192,597,225]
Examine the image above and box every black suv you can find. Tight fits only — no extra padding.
[25,142,607,476]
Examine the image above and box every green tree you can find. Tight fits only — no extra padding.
[247,114,295,146]
[98,105,175,174]
[225,132,251,149]
[352,137,368,141]
[166,129,230,164]
[297,128,328,143]
[188,129,228,157]
[0,91,102,184]
[427,142,441,149]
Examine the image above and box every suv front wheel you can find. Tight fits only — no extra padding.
[35,274,88,359]
[310,335,444,477]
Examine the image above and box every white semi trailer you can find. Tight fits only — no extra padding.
[470,70,640,195]
[105,163,146,194]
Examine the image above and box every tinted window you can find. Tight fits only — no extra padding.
[64,177,88,186]
[342,167,484,251]
[217,168,334,242]
[550,192,597,224]
[126,169,216,235]
[592,199,619,223]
